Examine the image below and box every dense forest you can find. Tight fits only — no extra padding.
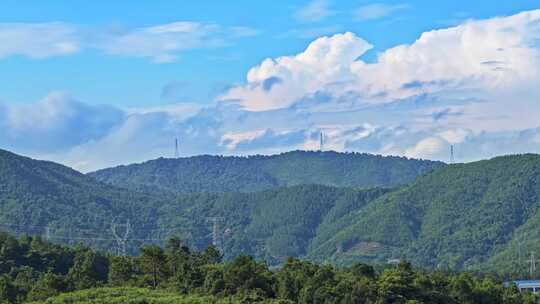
[3,148,540,276]
[1,231,538,304]
[307,154,540,274]
[88,151,443,194]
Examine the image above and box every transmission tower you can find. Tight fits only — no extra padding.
[111,219,131,256]
[175,137,179,158]
[450,145,455,164]
[320,131,324,151]
[206,217,224,251]
[44,226,51,242]
[528,251,539,279]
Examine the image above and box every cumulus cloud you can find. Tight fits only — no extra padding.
[222,32,374,111]
[0,21,257,63]
[0,92,124,153]
[223,9,540,112]
[3,10,540,171]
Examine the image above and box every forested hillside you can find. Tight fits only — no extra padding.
[0,149,170,252]
[308,154,540,274]
[0,231,535,304]
[3,148,540,275]
[88,151,444,194]
[156,185,390,264]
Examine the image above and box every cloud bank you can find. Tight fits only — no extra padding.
[2,9,540,171]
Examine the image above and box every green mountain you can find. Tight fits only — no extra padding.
[155,185,391,264]
[3,148,540,275]
[148,153,540,274]
[0,149,428,258]
[0,149,169,251]
[88,151,444,194]
[307,154,540,274]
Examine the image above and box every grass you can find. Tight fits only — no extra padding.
[28,287,287,304]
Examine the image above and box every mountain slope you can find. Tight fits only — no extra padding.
[5,148,540,274]
[156,185,390,264]
[306,154,540,273]
[0,148,169,251]
[88,150,444,194]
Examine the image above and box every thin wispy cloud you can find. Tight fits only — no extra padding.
[278,25,343,39]
[0,22,80,59]
[354,3,410,21]
[0,21,258,63]
[295,0,336,22]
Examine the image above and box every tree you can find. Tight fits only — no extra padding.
[109,256,134,286]
[223,255,275,298]
[276,258,317,302]
[200,245,222,265]
[139,245,168,289]
[377,261,421,304]
[26,272,67,302]
[67,248,109,290]
[0,275,16,304]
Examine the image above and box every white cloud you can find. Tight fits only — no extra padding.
[354,3,410,21]
[279,25,344,39]
[98,22,226,63]
[222,10,540,122]
[295,0,336,22]
[0,23,80,59]
[4,10,540,171]
[0,92,124,153]
[0,21,258,63]
[404,137,446,159]
[222,32,373,111]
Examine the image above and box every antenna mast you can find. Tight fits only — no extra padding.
[450,145,455,164]
[175,137,179,158]
[320,132,324,151]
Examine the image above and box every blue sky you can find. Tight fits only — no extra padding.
[2,0,538,106]
[1,1,540,171]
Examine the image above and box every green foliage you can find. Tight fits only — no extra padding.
[159,185,391,265]
[108,256,135,286]
[26,273,67,302]
[5,148,540,276]
[89,150,443,194]
[0,149,171,255]
[307,154,540,274]
[0,231,538,304]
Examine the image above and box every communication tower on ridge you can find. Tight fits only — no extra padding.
[175,137,179,158]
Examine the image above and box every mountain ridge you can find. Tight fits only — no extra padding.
[88,150,445,194]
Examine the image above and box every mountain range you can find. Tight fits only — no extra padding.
[1,148,539,275]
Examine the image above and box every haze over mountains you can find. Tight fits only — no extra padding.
[1,147,539,275]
